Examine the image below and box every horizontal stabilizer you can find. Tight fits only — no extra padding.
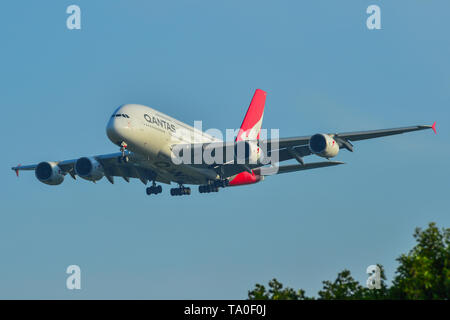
[255,161,344,176]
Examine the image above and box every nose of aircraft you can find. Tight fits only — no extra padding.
[106,114,130,146]
[106,117,120,145]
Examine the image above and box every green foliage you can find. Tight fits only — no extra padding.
[318,269,365,300]
[390,222,449,299]
[248,222,449,300]
[248,278,310,300]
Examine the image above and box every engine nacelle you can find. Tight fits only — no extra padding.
[75,157,104,182]
[35,161,64,185]
[234,140,260,164]
[309,134,340,158]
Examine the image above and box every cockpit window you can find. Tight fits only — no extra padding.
[112,113,130,118]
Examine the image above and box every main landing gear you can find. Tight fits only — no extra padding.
[199,185,218,193]
[170,184,191,196]
[145,179,229,196]
[117,141,129,163]
[146,181,162,195]
[198,179,229,194]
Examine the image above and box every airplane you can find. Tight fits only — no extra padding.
[11,89,436,196]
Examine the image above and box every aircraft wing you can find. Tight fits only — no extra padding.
[171,123,436,169]
[11,151,173,184]
[14,123,435,184]
[260,123,436,151]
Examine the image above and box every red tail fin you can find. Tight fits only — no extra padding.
[236,89,266,141]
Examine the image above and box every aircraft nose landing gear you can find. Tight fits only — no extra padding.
[146,181,162,195]
[117,141,129,163]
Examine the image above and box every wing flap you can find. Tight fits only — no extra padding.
[255,161,345,176]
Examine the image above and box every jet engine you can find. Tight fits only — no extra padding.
[309,134,339,158]
[234,140,260,164]
[75,157,104,182]
[35,161,64,185]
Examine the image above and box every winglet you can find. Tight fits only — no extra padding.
[432,121,437,134]
[14,164,21,177]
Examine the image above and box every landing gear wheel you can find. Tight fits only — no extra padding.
[146,182,162,195]
[170,185,191,196]
[212,179,229,189]
[199,183,221,194]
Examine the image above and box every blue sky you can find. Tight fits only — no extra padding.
[0,1,448,299]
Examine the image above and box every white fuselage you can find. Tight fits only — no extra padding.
[106,104,221,184]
